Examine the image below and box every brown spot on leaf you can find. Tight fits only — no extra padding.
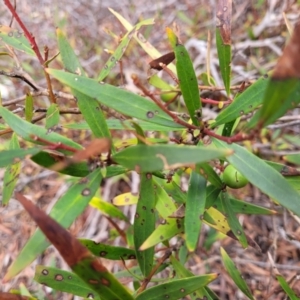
[101,277,110,286]
[41,269,49,275]
[55,274,63,281]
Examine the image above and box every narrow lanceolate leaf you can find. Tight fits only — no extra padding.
[2,133,21,205]
[4,169,102,280]
[198,162,223,188]
[34,266,101,300]
[0,25,35,55]
[203,206,259,251]
[108,8,177,74]
[113,144,232,172]
[46,68,183,129]
[216,0,232,95]
[113,192,139,206]
[170,256,218,300]
[79,239,136,260]
[0,148,40,168]
[257,21,300,127]
[220,247,254,300]
[174,43,201,126]
[30,151,127,178]
[24,92,34,122]
[219,191,248,248]
[0,106,82,153]
[135,273,218,300]
[134,173,156,276]
[90,197,129,222]
[212,76,269,127]
[140,181,182,250]
[56,29,112,141]
[14,194,134,300]
[215,197,276,215]
[65,119,184,131]
[98,18,154,81]
[185,172,206,251]
[275,274,299,300]
[45,103,60,129]
[214,139,300,217]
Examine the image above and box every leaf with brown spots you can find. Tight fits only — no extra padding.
[14,193,134,300]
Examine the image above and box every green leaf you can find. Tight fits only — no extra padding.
[170,256,218,300]
[30,151,128,178]
[134,173,156,276]
[284,154,300,165]
[139,219,183,250]
[46,68,184,129]
[31,151,90,176]
[275,274,299,300]
[0,106,82,153]
[64,119,184,131]
[4,169,102,280]
[216,197,276,215]
[185,171,206,251]
[113,144,232,172]
[214,139,300,217]
[34,265,100,300]
[0,148,40,168]
[79,239,136,260]
[174,43,201,125]
[24,92,34,122]
[220,247,254,300]
[135,273,218,300]
[56,28,85,75]
[2,133,21,205]
[98,18,154,81]
[198,163,223,188]
[0,25,35,55]
[45,103,60,129]
[56,29,112,142]
[220,191,248,248]
[212,76,269,127]
[156,176,186,204]
[140,181,182,250]
[216,28,231,95]
[257,79,300,127]
[90,197,129,222]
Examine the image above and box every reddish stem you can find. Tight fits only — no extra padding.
[201,97,232,106]
[4,0,45,65]
[203,128,252,143]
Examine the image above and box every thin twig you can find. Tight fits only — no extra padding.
[0,70,39,90]
[131,74,198,130]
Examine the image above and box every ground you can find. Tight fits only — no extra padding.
[1,1,300,299]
